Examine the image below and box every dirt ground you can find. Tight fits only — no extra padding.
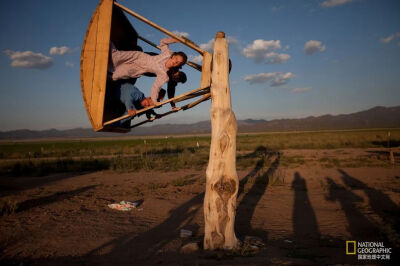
[0,149,399,265]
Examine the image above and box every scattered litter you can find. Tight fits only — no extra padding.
[108,200,141,211]
[250,245,260,250]
[180,229,192,238]
[284,239,293,243]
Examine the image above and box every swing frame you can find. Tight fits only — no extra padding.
[80,0,212,132]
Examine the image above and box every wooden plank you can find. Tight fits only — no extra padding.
[85,14,98,109]
[130,109,178,129]
[114,2,206,55]
[103,86,209,126]
[81,6,100,129]
[117,92,210,129]
[186,61,202,72]
[182,93,211,110]
[173,88,210,103]
[89,0,113,130]
[200,52,212,88]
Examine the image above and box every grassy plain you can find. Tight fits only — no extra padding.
[0,128,399,176]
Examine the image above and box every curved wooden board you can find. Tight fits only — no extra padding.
[80,0,113,131]
[80,1,209,133]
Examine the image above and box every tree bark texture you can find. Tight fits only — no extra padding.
[204,32,239,250]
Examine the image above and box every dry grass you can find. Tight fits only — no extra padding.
[0,129,398,176]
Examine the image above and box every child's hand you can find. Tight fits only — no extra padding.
[128,109,136,117]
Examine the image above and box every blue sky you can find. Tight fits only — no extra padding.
[1,0,399,131]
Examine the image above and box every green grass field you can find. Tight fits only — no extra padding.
[0,128,398,176]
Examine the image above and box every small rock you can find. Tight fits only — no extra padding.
[243,236,265,247]
[181,242,199,253]
[284,239,293,243]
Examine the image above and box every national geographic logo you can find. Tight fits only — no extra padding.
[346,241,392,261]
[346,241,356,255]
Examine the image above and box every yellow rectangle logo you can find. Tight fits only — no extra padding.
[346,241,356,255]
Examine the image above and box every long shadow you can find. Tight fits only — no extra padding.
[237,146,280,197]
[291,172,321,242]
[15,185,97,213]
[339,169,400,243]
[237,146,270,160]
[236,146,280,240]
[5,190,205,265]
[82,192,205,265]
[325,177,382,241]
[69,146,278,264]
[22,147,280,265]
[146,147,184,156]
[371,140,400,148]
[238,160,265,199]
[0,172,96,198]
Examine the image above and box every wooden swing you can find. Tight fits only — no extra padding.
[80,0,212,133]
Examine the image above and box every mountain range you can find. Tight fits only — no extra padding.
[1,106,399,140]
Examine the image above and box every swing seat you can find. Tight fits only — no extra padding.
[80,0,211,133]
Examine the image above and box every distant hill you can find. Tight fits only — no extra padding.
[1,106,399,140]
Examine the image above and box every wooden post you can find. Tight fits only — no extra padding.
[389,150,395,165]
[204,31,239,250]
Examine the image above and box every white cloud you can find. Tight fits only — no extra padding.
[189,54,203,64]
[271,72,294,87]
[244,72,277,84]
[49,46,75,55]
[227,36,238,45]
[266,52,291,64]
[380,32,400,44]
[4,50,53,69]
[172,31,189,38]
[292,87,311,93]
[191,37,238,63]
[244,72,293,87]
[321,0,353,8]
[200,39,214,52]
[304,40,326,55]
[242,39,290,64]
[65,61,74,68]
[199,36,238,52]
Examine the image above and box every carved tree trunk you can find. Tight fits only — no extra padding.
[204,32,239,250]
